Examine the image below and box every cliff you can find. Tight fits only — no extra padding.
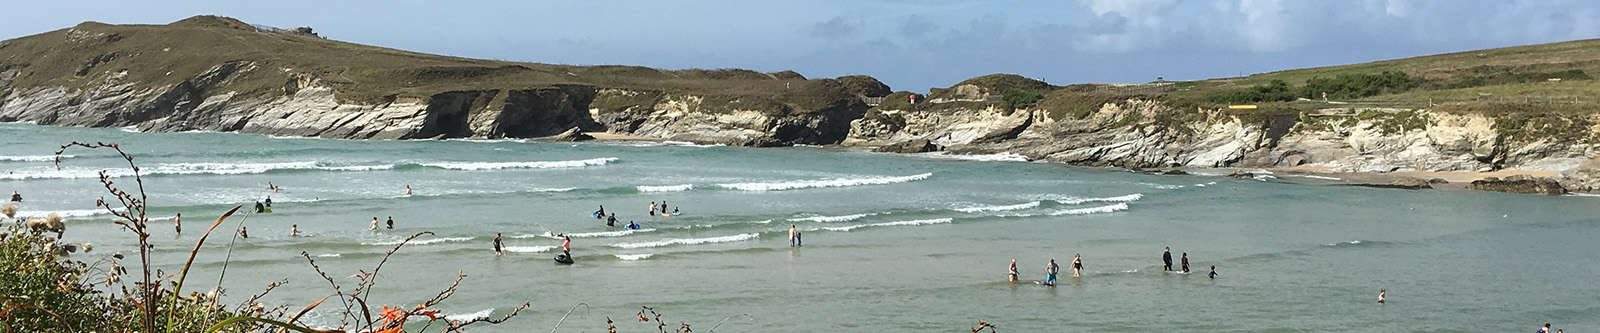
[3,16,1599,192]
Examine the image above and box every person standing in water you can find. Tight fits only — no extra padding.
[1162,247,1173,272]
[264,196,273,209]
[290,224,301,237]
[794,228,802,247]
[1181,252,1190,273]
[404,184,413,196]
[240,226,249,239]
[1071,254,1086,277]
[606,213,618,227]
[254,201,266,213]
[788,225,798,247]
[648,201,657,216]
[560,234,572,256]
[369,217,379,231]
[173,213,183,233]
[660,201,669,214]
[1377,289,1386,304]
[1008,258,1019,283]
[493,233,504,256]
[385,216,394,230]
[1208,265,1217,279]
[1043,259,1060,286]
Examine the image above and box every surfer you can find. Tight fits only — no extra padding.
[173,213,182,233]
[493,232,504,256]
[404,184,413,196]
[8,191,20,202]
[254,201,266,213]
[595,205,607,219]
[1208,265,1217,279]
[606,213,618,227]
[1008,258,1019,283]
[1043,259,1060,286]
[268,182,280,193]
[369,217,379,231]
[1162,247,1173,272]
[290,224,301,237]
[1071,254,1083,278]
[627,221,640,230]
[1377,288,1386,304]
[385,216,394,230]
[264,196,273,209]
[1181,252,1190,273]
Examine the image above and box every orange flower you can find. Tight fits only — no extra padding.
[379,305,406,323]
[416,307,442,320]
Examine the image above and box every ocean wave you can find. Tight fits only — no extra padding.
[1051,193,1144,205]
[954,201,1040,213]
[315,253,341,258]
[918,152,1029,162]
[0,161,394,180]
[532,187,579,193]
[362,236,474,246]
[662,141,726,148]
[716,173,933,192]
[608,233,759,249]
[443,308,495,322]
[816,218,953,232]
[446,138,529,144]
[787,213,875,223]
[15,208,111,218]
[637,184,693,193]
[503,245,556,253]
[0,154,72,162]
[525,229,656,239]
[416,157,618,171]
[615,253,654,261]
[1047,203,1129,216]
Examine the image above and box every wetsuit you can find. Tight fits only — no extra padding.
[1162,250,1173,271]
[1181,255,1190,273]
[9,193,20,202]
[607,215,618,227]
[493,235,503,254]
[255,202,265,213]
[264,198,272,208]
[386,217,394,230]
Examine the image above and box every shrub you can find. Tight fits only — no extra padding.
[1001,89,1044,109]
[1301,71,1420,100]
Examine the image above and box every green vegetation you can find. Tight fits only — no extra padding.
[1001,89,1044,109]
[1208,80,1297,104]
[1302,71,1421,100]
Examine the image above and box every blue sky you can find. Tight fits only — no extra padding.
[5,0,1597,91]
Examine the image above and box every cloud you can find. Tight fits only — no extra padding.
[809,16,862,40]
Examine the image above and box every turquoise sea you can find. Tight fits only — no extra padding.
[3,122,1597,332]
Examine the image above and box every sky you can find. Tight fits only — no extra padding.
[4,0,1598,92]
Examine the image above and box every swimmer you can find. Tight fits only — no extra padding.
[290,224,301,237]
[1181,252,1190,273]
[1008,258,1019,283]
[560,234,572,256]
[1208,265,1217,279]
[385,216,394,230]
[648,201,657,216]
[369,217,379,231]
[404,184,413,196]
[627,221,640,230]
[606,213,618,227]
[788,224,798,247]
[9,191,20,202]
[1071,254,1083,278]
[595,205,607,219]
[1378,289,1386,304]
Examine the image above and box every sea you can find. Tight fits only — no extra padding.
[2,122,1597,332]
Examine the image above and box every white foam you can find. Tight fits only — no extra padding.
[955,201,1040,213]
[787,213,874,223]
[0,155,71,162]
[15,209,110,218]
[444,308,495,321]
[614,253,654,261]
[417,157,617,171]
[531,187,578,193]
[503,245,556,253]
[1293,175,1343,181]
[716,173,933,192]
[818,218,953,232]
[315,253,341,258]
[118,125,141,133]
[531,228,656,239]
[637,184,693,193]
[608,233,759,249]
[1568,193,1600,197]
[1047,203,1129,216]
[662,141,725,148]
[447,138,529,144]
[362,236,474,246]
[918,152,1029,162]
[0,161,394,180]
[1052,193,1143,205]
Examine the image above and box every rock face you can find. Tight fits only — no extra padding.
[875,139,940,153]
[1468,176,1568,195]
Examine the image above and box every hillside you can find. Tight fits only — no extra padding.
[3,16,1599,193]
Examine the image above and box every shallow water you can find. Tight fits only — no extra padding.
[3,122,1597,332]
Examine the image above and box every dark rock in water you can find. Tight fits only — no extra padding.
[1427,178,1449,184]
[1468,175,1567,195]
[549,127,594,142]
[1344,177,1432,190]
[875,139,941,153]
[1154,169,1188,175]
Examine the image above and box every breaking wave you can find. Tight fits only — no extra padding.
[816,218,953,232]
[787,213,876,223]
[1047,203,1129,216]
[716,173,933,191]
[1051,193,1144,205]
[0,155,71,162]
[955,201,1040,213]
[608,233,759,249]
[615,253,655,261]
[524,229,657,239]
[362,236,475,246]
[637,184,694,193]
[415,157,618,171]
[503,245,556,253]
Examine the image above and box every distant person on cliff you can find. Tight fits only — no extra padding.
[493,232,503,256]
[1072,254,1084,278]
[1162,247,1173,272]
[385,216,394,230]
[1008,258,1019,283]
[1181,252,1190,273]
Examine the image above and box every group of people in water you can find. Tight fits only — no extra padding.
[1015,247,1217,286]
